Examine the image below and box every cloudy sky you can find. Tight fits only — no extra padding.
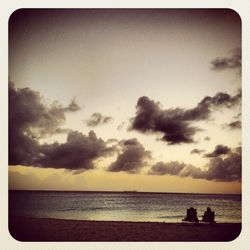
[9,9,241,193]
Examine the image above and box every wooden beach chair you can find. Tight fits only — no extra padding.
[182,207,199,224]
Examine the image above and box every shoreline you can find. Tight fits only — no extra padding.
[9,216,241,241]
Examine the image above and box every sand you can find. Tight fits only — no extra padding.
[9,216,241,242]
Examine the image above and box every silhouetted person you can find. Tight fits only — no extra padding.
[183,207,199,223]
[202,207,215,224]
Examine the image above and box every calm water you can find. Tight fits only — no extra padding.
[9,190,241,223]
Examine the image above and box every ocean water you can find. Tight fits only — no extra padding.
[9,190,241,223]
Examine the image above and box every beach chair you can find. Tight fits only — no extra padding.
[182,207,199,224]
[201,208,216,224]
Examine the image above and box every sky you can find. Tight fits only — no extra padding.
[8,9,241,193]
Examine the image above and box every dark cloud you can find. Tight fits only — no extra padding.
[9,82,80,139]
[204,148,241,181]
[37,130,114,170]
[226,120,241,130]
[64,98,81,112]
[204,136,211,141]
[204,144,231,158]
[190,148,205,155]
[9,83,115,172]
[9,83,80,165]
[211,48,241,71]
[129,96,199,145]
[148,161,186,175]
[86,112,113,127]
[149,147,241,182]
[107,138,151,174]
[130,91,241,144]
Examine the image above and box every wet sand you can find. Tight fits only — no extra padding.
[9,216,241,241]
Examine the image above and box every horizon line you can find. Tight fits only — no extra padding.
[8,189,241,196]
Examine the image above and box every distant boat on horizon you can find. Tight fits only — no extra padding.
[122,190,137,193]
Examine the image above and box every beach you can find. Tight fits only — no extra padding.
[9,216,241,241]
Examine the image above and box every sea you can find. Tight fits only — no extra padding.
[9,190,241,223]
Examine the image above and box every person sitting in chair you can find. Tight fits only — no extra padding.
[183,207,199,223]
[202,207,215,223]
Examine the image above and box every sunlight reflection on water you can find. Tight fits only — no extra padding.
[9,191,241,223]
